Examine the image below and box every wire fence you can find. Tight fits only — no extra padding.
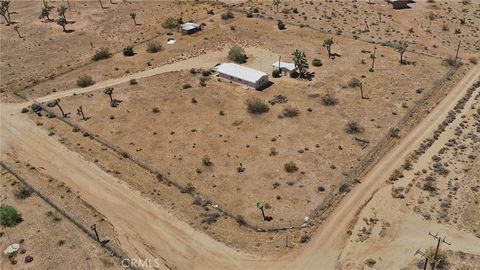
[0,162,137,270]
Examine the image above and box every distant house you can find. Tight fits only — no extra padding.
[387,0,409,9]
[216,63,269,90]
[272,61,296,77]
[180,22,202,35]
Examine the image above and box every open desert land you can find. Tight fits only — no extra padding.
[0,168,123,269]
[1,0,480,269]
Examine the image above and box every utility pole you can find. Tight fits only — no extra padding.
[454,41,461,66]
[428,232,451,270]
[370,46,376,72]
[378,13,382,23]
[415,249,437,270]
[360,82,364,99]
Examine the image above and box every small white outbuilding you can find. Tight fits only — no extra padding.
[272,61,296,77]
[216,63,269,90]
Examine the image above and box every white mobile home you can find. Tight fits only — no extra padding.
[216,63,269,90]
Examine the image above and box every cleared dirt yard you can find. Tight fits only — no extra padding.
[34,16,455,228]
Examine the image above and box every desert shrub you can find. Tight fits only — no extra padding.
[321,92,338,106]
[469,57,478,65]
[0,205,22,227]
[92,47,110,61]
[207,9,214,15]
[312,58,323,67]
[182,83,192,89]
[284,161,298,173]
[236,215,247,226]
[282,106,300,118]
[272,69,281,78]
[345,121,363,134]
[277,20,286,30]
[201,69,212,76]
[146,41,162,53]
[72,126,80,132]
[339,183,351,193]
[300,234,310,243]
[46,210,62,222]
[152,107,160,113]
[123,46,134,56]
[348,78,362,88]
[221,10,234,20]
[21,107,29,113]
[14,186,33,199]
[245,98,269,114]
[180,183,195,194]
[202,156,213,166]
[228,45,247,64]
[365,258,376,267]
[162,17,181,29]
[129,78,138,85]
[389,127,400,138]
[202,212,221,224]
[190,68,198,74]
[77,75,94,87]
[246,12,253,18]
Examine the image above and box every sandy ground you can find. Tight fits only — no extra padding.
[0,169,121,270]
[1,54,478,270]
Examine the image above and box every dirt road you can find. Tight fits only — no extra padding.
[2,58,478,269]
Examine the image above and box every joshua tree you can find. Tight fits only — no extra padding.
[292,49,309,78]
[104,87,115,106]
[0,0,12,25]
[57,5,67,21]
[273,0,280,12]
[394,40,409,64]
[77,105,87,120]
[323,38,334,59]
[57,17,67,32]
[13,25,21,38]
[129,12,137,25]
[256,202,266,221]
[47,99,68,117]
[39,7,51,21]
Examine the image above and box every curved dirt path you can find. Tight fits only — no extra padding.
[1,57,478,269]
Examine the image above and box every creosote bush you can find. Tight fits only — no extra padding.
[321,92,338,106]
[146,41,162,53]
[77,75,94,87]
[284,161,298,173]
[221,10,234,20]
[228,45,247,64]
[312,58,323,67]
[245,98,269,114]
[282,106,300,118]
[123,46,134,56]
[0,205,22,227]
[162,17,181,29]
[92,47,110,61]
[345,121,363,134]
[348,78,362,88]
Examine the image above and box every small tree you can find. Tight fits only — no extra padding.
[39,6,51,21]
[246,98,269,114]
[323,38,334,59]
[0,205,22,227]
[57,5,67,21]
[129,12,137,25]
[162,17,180,29]
[47,99,68,117]
[292,49,309,77]
[0,0,12,25]
[228,45,247,64]
[56,17,67,32]
[394,40,409,64]
[146,41,162,53]
[277,20,286,30]
[256,202,266,220]
[123,46,134,56]
[104,87,114,106]
[273,0,281,12]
